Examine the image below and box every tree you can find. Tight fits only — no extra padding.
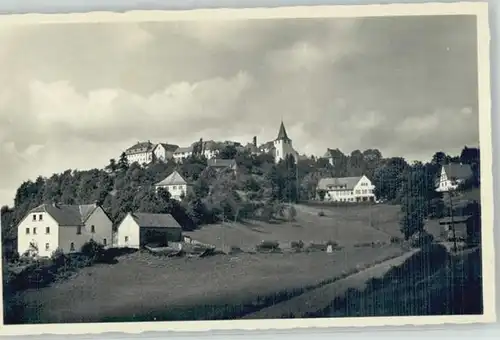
[106,158,118,173]
[399,165,427,239]
[219,145,238,159]
[118,152,129,172]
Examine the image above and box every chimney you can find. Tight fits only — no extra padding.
[253,136,257,147]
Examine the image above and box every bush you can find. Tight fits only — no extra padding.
[390,236,403,244]
[409,231,434,249]
[291,240,305,250]
[256,240,280,252]
[81,240,105,263]
[318,211,325,217]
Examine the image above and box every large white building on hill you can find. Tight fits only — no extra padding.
[125,141,155,165]
[316,175,375,203]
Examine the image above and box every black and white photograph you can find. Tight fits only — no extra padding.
[0,2,495,334]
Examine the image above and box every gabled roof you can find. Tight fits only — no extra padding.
[275,121,291,141]
[28,203,101,226]
[155,170,187,186]
[174,146,193,154]
[207,158,237,168]
[156,143,179,152]
[131,213,182,229]
[126,141,154,155]
[443,163,473,181]
[317,176,363,191]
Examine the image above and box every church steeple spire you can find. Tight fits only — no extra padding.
[276,120,291,141]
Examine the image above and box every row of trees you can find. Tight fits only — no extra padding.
[1,144,480,249]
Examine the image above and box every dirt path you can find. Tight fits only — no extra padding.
[242,249,419,319]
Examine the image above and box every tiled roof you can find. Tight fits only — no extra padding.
[207,158,237,168]
[126,141,154,155]
[174,146,193,154]
[317,176,363,191]
[276,121,291,141]
[155,170,187,186]
[156,143,179,152]
[131,212,182,229]
[28,203,99,226]
[443,163,473,181]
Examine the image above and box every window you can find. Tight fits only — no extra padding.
[70,242,75,251]
[45,243,50,251]
[46,227,50,234]
[103,238,107,246]
[39,214,43,221]
[173,185,177,190]
[76,226,82,235]
[25,228,30,235]
[33,227,37,235]
[125,236,129,242]
[91,225,95,233]
[32,215,36,221]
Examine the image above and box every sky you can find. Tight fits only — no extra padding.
[0,14,480,206]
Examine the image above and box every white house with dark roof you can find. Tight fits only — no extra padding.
[116,212,183,248]
[153,143,179,162]
[436,163,474,192]
[154,170,190,200]
[317,175,375,203]
[125,141,155,165]
[173,146,193,163]
[17,202,113,257]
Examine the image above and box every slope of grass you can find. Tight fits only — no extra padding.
[9,245,405,324]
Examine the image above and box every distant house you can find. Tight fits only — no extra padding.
[439,215,481,245]
[154,170,190,200]
[153,143,179,162]
[173,146,193,163]
[125,141,155,165]
[207,158,238,173]
[17,202,113,257]
[436,163,474,192]
[317,175,375,202]
[201,141,220,159]
[116,212,183,249]
[245,137,261,155]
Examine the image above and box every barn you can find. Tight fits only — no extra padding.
[116,212,183,248]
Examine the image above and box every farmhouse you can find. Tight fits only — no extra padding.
[173,146,193,163]
[17,202,113,257]
[125,141,155,165]
[317,175,375,202]
[154,170,190,200]
[116,212,183,248]
[153,143,179,162]
[436,163,473,192]
[207,158,238,173]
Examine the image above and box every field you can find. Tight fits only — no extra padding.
[7,203,446,323]
[186,203,443,250]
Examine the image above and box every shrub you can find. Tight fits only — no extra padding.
[256,240,280,252]
[409,231,434,249]
[318,211,325,217]
[81,240,105,263]
[390,236,403,244]
[291,240,305,250]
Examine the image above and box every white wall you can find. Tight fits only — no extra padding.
[353,175,375,201]
[173,151,192,163]
[58,225,91,254]
[17,211,59,257]
[126,151,153,165]
[325,189,355,202]
[156,183,188,201]
[274,139,296,163]
[84,207,113,248]
[116,214,141,248]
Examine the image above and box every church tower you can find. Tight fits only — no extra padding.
[273,120,296,163]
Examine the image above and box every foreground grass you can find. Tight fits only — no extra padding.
[7,245,405,323]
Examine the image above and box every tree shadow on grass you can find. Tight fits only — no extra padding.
[306,245,483,318]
